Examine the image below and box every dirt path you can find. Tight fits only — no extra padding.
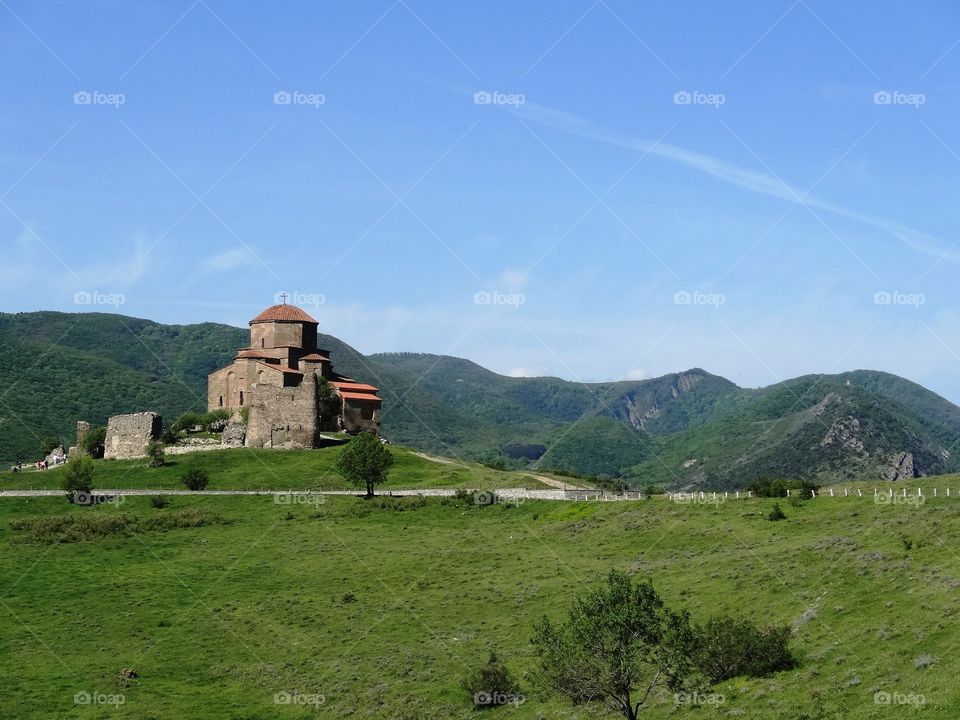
[411,452,464,466]
[525,473,586,490]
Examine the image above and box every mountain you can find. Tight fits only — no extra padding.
[2,311,958,488]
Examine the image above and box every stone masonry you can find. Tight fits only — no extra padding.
[104,412,162,460]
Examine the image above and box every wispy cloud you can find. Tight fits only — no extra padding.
[514,101,960,264]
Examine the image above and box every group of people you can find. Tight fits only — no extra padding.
[8,453,67,473]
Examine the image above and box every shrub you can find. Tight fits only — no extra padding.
[39,436,61,456]
[694,615,796,682]
[768,503,787,521]
[149,496,170,509]
[483,456,506,471]
[239,406,250,425]
[146,441,166,468]
[182,468,209,491]
[747,478,821,499]
[461,652,523,709]
[61,455,94,503]
[160,425,179,445]
[642,483,664,499]
[172,412,201,433]
[80,426,107,459]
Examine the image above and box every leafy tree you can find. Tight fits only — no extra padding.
[315,376,341,431]
[79,427,107,459]
[39,436,61,456]
[694,616,796,682]
[182,468,209,491]
[531,570,700,720]
[172,412,200,433]
[336,432,394,498]
[146,441,166,468]
[61,455,94,503]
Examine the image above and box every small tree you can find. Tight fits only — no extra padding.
[61,454,94,503]
[40,436,61,456]
[336,432,394,498]
[768,503,787,521]
[531,570,700,720]
[80,426,107,459]
[694,616,796,682]
[182,468,209,491]
[146,441,166,468]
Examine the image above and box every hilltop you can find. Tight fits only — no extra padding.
[2,311,959,487]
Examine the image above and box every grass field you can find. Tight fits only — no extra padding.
[0,446,550,492]
[2,464,960,719]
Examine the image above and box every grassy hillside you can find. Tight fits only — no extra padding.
[3,481,960,718]
[4,311,960,487]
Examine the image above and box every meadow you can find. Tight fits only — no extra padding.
[1,451,959,718]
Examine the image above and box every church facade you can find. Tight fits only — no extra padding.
[207,303,382,448]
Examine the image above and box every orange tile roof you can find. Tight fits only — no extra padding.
[332,381,379,392]
[339,391,382,402]
[300,353,331,361]
[250,304,318,324]
[236,349,272,359]
[256,362,303,375]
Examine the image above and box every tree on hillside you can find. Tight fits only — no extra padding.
[336,432,394,498]
[61,455,94,504]
[39,436,61,456]
[80,427,106,459]
[531,570,700,720]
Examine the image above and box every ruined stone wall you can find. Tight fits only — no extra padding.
[104,412,162,460]
[245,373,318,449]
[341,399,381,435]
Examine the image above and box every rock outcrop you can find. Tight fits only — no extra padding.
[221,421,247,448]
[883,452,923,481]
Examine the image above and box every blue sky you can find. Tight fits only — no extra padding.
[4,1,960,400]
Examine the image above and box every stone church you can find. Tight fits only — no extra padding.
[207,302,382,448]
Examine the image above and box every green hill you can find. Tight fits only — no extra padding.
[3,311,959,487]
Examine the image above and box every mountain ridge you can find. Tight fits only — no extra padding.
[2,311,957,487]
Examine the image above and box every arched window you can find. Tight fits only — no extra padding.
[218,395,223,407]
[239,391,244,406]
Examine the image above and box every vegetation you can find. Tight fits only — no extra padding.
[39,436,61,456]
[79,426,106,459]
[181,468,209,491]
[59,454,94,503]
[1,481,960,717]
[747,477,821,499]
[336,433,394,497]
[461,653,523,709]
[531,570,699,720]
[694,615,796,682]
[768,503,787,521]
[146,441,166,468]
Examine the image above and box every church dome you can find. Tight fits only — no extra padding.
[249,304,318,325]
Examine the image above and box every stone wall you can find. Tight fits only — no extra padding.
[245,373,318,449]
[341,398,382,435]
[76,421,90,447]
[104,412,162,460]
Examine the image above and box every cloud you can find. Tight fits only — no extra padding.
[202,247,258,272]
[625,368,649,381]
[515,101,960,265]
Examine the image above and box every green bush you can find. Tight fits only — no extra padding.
[694,615,796,682]
[172,412,201,433]
[768,503,787,521]
[146,441,166,468]
[60,455,94,503]
[39,436,61,456]
[79,427,106,459]
[160,426,179,445]
[150,496,171,509]
[642,483,664,498]
[461,652,523,709]
[747,478,821,499]
[182,468,210,491]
